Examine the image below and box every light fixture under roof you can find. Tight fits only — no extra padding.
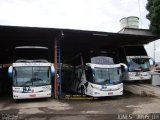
[92,33,108,36]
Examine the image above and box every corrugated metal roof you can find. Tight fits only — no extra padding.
[0,25,159,63]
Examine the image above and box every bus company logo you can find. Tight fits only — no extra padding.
[15,87,20,90]
[23,87,32,93]
[101,85,107,89]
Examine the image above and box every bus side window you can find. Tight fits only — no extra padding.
[85,67,93,83]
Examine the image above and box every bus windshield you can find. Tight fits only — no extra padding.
[93,67,121,85]
[13,66,51,86]
[127,58,150,72]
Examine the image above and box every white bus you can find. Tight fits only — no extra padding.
[63,51,127,97]
[119,45,155,81]
[8,46,54,99]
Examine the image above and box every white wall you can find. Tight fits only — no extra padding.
[145,39,160,62]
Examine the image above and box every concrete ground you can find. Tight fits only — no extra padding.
[0,92,160,120]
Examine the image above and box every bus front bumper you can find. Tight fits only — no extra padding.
[13,91,51,99]
[91,87,123,97]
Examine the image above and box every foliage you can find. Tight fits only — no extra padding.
[146,0,160,34]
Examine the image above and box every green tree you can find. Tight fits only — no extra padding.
[146,0,160,34]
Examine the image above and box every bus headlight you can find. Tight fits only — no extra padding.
[8,66,13,78]
[91,84,101,90]
[118,83,123,89]
[13,90,20,93]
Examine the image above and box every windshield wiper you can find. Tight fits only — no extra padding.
[24,78,42,85]
[31,78,43,82]
[111,81,120,85]
[102,79,110,84]
[24,80,32,85]
[104,79,109,82]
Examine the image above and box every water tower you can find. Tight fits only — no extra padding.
[120,16,139,29]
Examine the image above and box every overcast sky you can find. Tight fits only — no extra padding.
[0,0,160,61]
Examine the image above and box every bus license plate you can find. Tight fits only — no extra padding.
[140,77,143,79]
[29,94,36,97]
[108,92,113,95]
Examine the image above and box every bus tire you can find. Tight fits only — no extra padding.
[13,99,19,103]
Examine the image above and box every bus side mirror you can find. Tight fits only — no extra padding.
[8,66,13,78]
[127,58,131,67]
[51,65,55,77]
[120,63,128,72]
[149,58,155,65]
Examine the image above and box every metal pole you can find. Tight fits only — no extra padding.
[138,0,142,28]
[54,39,57,98]
[154,41,156,61]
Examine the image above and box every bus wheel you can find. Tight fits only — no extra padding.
[81,86,85,96]
[13,99,19,103]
